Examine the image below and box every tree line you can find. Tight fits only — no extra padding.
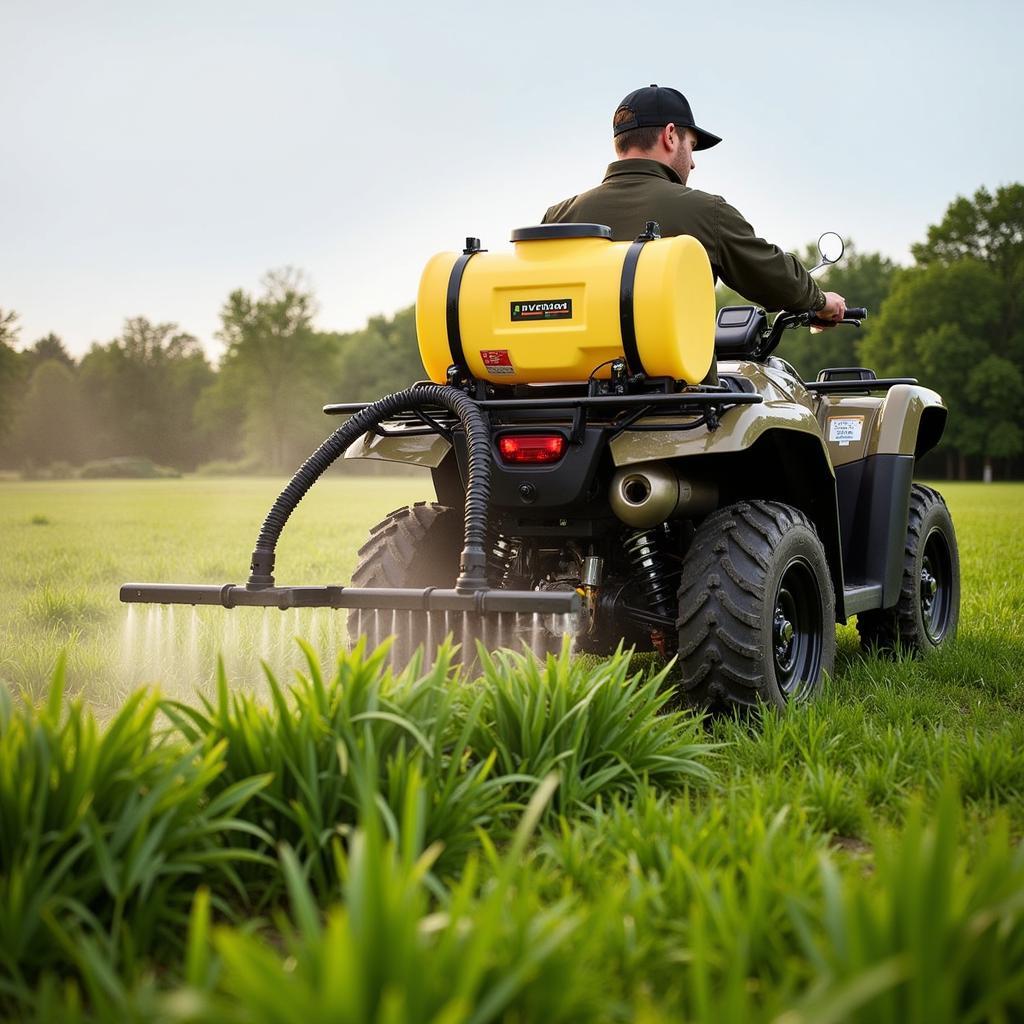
[1,185,1021,479]
[0,270,423,476]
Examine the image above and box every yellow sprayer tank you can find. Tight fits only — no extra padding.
[415,223,715,386]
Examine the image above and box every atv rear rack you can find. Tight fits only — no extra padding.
[120,582,581,615]
[325,390,763,441]
[324,390,762,417]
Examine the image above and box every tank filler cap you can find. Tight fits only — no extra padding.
[510,223,613,242]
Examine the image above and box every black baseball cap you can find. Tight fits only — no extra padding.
[613,85,722,151]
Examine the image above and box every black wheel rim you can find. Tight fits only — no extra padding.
[920,526,953,644]
[771,556,824,698]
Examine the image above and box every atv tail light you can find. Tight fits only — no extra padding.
[498,433,567,464]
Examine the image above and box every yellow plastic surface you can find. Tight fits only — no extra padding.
[416,234,715,385]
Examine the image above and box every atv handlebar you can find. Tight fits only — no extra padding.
[762,306,868,357]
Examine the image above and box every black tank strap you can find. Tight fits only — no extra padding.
[619,242,646,376]
[445,238,484,375]
[618,221,661,377]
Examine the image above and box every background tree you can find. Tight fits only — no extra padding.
[214,269,338,473]
[0,308,25,450]
[10,359,83,468]
[330,306,422,402]
[21,333,75,374]
[78,318,215,469]
[863,184,1024,479]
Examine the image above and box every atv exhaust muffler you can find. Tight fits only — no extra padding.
[610,461,718,528]
[119,582,580,615]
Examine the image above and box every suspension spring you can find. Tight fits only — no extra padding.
[623,529,676,619]
[487,531,520,586]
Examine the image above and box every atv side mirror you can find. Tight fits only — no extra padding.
[818,231,844,264]
[808,231,845,275]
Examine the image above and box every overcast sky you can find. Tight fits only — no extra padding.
[2,0,1022,358]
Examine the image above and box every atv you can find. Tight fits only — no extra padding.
[122,222,959,711]
[334,224,960,709]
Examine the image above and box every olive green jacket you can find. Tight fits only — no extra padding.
[543,159,824,313]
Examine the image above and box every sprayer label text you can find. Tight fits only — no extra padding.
[510,299,572,322]
[480,349,515,375]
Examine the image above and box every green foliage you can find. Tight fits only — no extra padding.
[797,788,1024,1024]
[185,786,597,1024]
[0,307,24,446]
[21,333,75,374]
[469,642,715,813]
[22,585,107,629]
[76,318,215,471]
[211,269,339,474]
[12,359,83,466]
[865,184,1024,469]
[862,260,1023,462]
[163,642,510,895]
[912,184,1024,287]
[330,305,425,401]
[0,661,271,1010]
[0,307,18,346]
[1,558,1023,1020]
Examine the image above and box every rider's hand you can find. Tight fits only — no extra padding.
[810,291,847,333]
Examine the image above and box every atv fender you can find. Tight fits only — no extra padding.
[611,414,848,623]
[873,384,946,458]
[343,430,452,467]
[822,384,946,610]
[820,383,946,468]
[608,393,826,466]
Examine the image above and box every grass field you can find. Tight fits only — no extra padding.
[2,476,429,709]
[1,476,1023,1021]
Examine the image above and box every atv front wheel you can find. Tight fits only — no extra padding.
[857,484,960,654]
[676,500,836,710]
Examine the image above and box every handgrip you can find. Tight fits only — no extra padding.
[809,306,868,328]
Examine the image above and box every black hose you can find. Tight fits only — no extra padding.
[248,384,491,593]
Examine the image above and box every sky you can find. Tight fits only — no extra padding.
[2,0,1022,358]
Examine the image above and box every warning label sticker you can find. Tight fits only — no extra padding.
[828,416,865,446]
[510,299,572,322]
[480,350,515,375]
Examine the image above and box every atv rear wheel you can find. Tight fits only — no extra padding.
[346,503,561,670]
[676,500,836,711]
[857,484,960,655]
[347,502,465,669]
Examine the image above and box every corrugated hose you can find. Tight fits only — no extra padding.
[247,384,490,593]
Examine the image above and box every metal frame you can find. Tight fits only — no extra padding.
[325,390,763,441]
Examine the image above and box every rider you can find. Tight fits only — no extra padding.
[543,85,847,323]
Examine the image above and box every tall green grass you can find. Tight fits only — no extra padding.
[162,640,509,896]
[1,644,717,1018]
[469,643,714,813]
[3,642,1024,1022]
[0,658,271,1007]
[2,479,1023,1020]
